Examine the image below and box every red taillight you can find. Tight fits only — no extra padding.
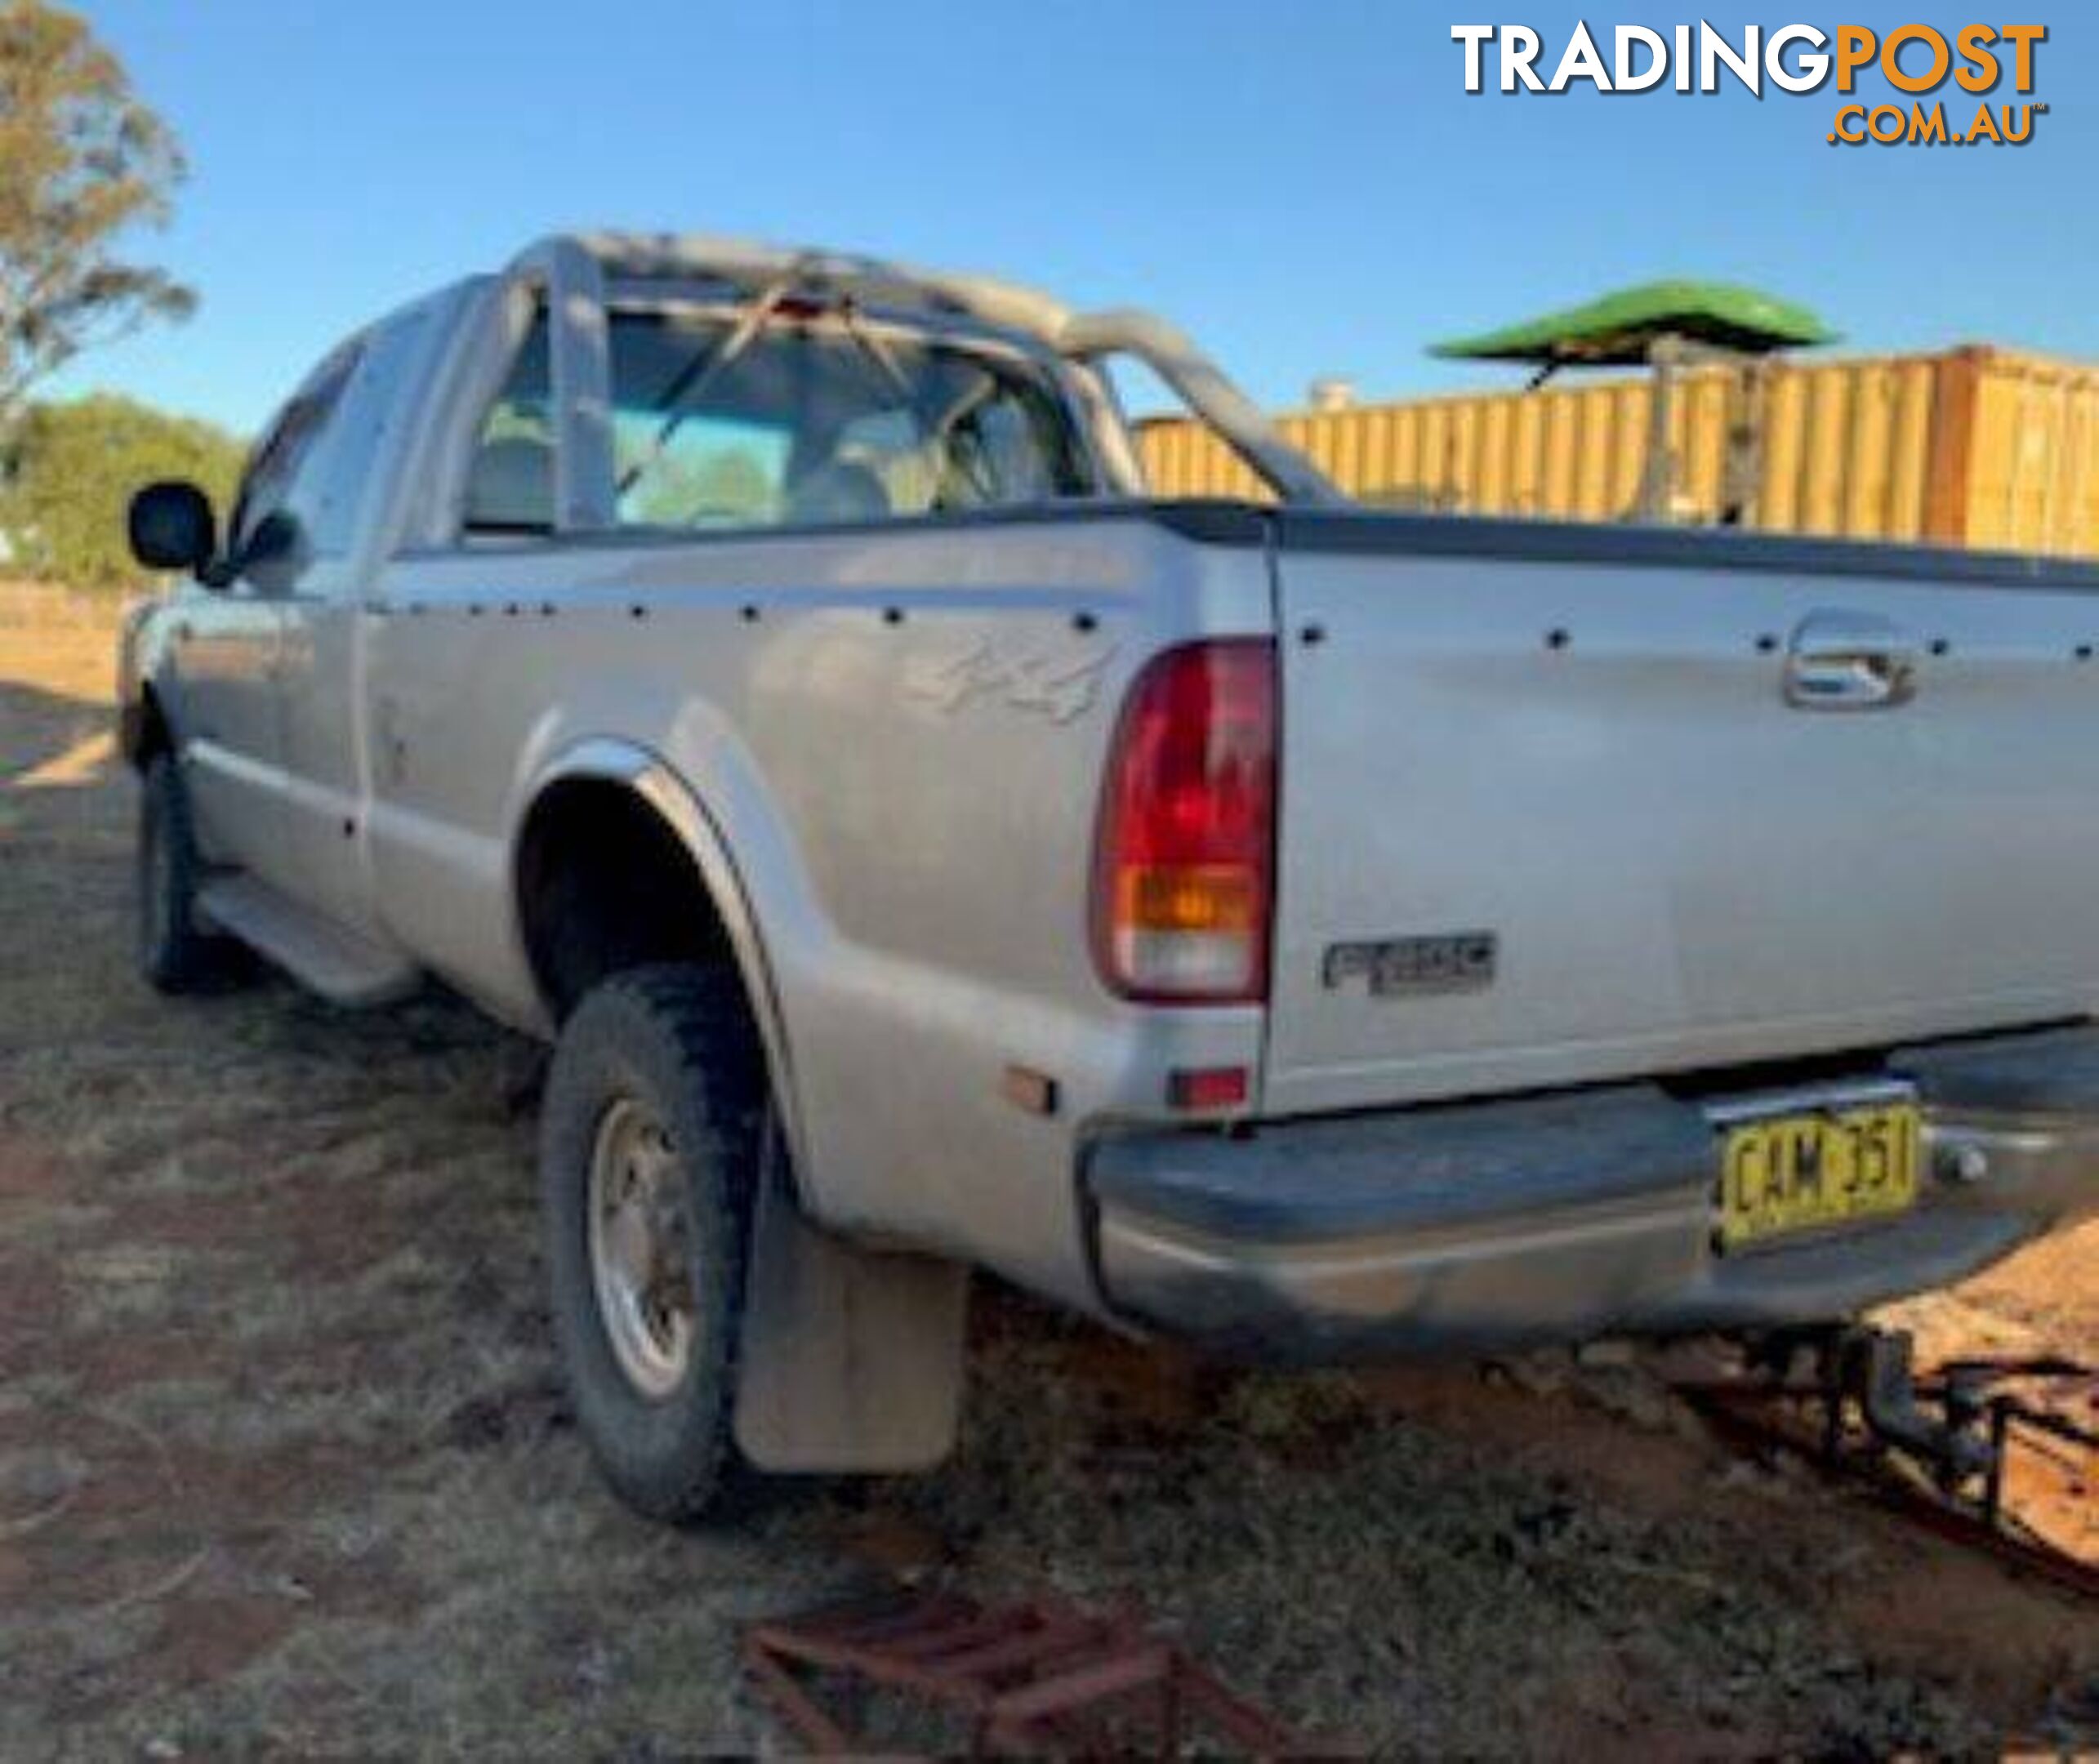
[1092,639,1277,1004]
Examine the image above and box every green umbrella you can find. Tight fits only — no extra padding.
[1431,280,1838,367]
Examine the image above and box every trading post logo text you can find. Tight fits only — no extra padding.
[1451,23,2048,146]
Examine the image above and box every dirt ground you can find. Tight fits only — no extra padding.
[2,600,2094,1758]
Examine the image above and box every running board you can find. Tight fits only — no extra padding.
[195,875,420,1007]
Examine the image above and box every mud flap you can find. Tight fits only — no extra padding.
[733,1141,970,1472]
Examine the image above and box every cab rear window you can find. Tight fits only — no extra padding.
[463,304,1090,537]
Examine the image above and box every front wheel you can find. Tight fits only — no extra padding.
[538,965,767,1521]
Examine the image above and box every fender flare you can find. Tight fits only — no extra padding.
[515,737,807,1178]
[519,739,969,1473]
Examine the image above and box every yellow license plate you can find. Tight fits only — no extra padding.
[1717,1101,1920,1250]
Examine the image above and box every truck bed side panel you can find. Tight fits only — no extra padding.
[366,516,1271,1307]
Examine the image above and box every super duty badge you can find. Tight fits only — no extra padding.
[1323,932,1498,996]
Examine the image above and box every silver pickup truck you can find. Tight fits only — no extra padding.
[120,233,2099,1520]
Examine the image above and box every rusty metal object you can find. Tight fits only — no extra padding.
[742,1589,1307,1757]
[1675,1327,2097,1602]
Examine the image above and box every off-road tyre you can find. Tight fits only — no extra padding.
[539,964,766,1521]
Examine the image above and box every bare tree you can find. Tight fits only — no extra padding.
[0,1,192,421]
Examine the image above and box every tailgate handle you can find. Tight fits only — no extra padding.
[1785,611,1918,710]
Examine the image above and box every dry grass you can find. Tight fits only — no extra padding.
[0,607,2092,1758]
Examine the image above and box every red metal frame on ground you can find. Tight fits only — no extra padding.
[742,1589,1306,1757]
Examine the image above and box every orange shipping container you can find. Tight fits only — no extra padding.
[1134,345,2099,560]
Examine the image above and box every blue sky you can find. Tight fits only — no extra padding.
[57,2,2091,436]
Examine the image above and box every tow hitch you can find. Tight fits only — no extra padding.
[1831,1325,1995,1483]
[1678,1324,2097,1601]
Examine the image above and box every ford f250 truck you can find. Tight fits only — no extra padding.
[119,233,2099,1520]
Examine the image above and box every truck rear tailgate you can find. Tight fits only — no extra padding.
[1262,515,2099,1116]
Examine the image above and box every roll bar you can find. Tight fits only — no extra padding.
[1057,310,1346,507]
[504,232,1347,528]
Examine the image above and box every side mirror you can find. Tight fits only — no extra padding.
[128,481,218,578]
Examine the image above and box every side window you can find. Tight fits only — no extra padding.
[463,310,554,534]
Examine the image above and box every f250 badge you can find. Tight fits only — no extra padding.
[1323,932,1498,996]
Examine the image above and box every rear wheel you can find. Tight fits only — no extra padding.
[136,752,230,993]
[539,964,767,1520]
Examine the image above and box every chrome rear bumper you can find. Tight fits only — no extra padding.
[1084,1024,2099,1361]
